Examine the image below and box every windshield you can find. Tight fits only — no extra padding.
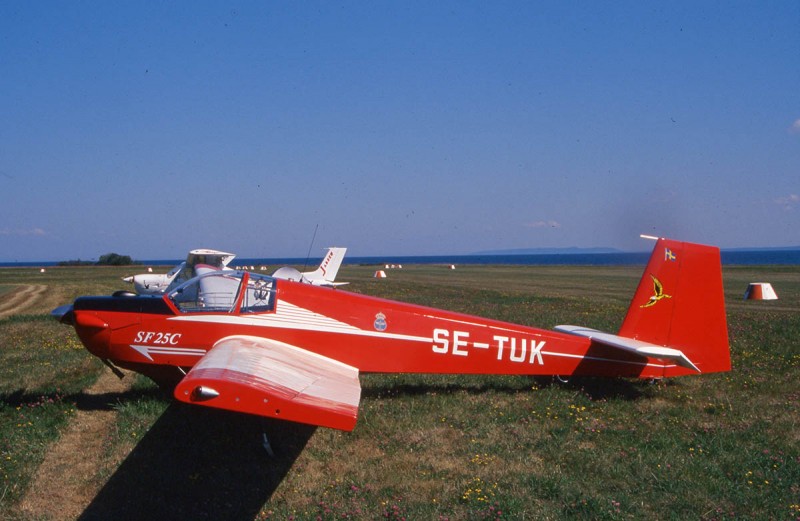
[168,271,276,314]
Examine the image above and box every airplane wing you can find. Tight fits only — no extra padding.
[174,335,361,431]
[554,325,700,372]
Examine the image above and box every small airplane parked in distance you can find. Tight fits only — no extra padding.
[123,249,236,295]
[53,238,730,431]
[271,247,348,287]
[124,247,347,294]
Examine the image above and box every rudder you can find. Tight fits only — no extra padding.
[619,238,730,375]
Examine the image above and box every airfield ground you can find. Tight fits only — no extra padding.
[0,263,798,520]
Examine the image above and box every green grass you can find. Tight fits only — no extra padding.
[0,316,105,510]
[0,263,798,519]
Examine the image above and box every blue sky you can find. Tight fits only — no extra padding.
[1,2,798,261]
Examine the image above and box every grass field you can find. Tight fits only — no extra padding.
[0,262,798,520]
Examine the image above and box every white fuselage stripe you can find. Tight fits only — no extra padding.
[168,303,669,369]
[169,314,431,343]
[130,345,206,355]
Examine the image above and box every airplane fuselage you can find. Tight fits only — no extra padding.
[70,273,685,388]
[57,238,730,430]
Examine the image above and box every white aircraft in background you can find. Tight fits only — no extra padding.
[125,247,347,294]
[272,247,348,286]
[123,249,236,295]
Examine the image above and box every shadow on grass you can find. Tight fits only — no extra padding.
[78,404,315,521]
[1,386,164,412]
[361,377,534,399]
[532,375,653,401]
[362,374,657,402]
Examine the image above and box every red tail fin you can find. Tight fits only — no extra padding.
[619,238,730,375]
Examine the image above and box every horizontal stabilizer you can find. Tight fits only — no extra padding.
[555,325,700,373]
[174,335,361,430]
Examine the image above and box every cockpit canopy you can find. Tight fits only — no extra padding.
[168,270,276,314]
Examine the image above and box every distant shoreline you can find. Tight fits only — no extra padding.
[3,248,800,267]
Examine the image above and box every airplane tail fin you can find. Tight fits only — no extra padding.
[556,238,730,377]
[303,247,347,284]
[618,238,730,376]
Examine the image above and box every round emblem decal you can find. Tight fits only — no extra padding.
[374,312,387,331]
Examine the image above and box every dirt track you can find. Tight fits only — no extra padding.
[19,369,132,520]
[0,284,48,319]
[4,284,134,519]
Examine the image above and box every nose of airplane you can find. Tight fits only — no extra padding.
[122,276,133,283]
[51,304,75,325]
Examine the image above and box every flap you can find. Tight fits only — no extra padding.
[555,325,700,373]
[174,335,361,431]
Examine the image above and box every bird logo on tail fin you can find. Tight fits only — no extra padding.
[641,275,672,308]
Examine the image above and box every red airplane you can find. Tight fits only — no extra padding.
[52,238,730,431]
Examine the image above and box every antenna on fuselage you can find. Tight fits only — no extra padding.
[301,223,319,275]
